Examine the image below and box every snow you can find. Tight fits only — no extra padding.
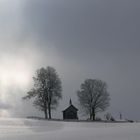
[0,118,139,140]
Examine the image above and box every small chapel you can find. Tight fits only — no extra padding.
[62,99,78,120]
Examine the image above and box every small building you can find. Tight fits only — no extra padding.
[62,99,78,120]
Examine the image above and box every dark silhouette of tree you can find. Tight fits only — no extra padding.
[77,79,110,121]
[23,66,62,119]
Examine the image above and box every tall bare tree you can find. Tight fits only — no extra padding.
[77,79,110,120]
[23,66,62,119]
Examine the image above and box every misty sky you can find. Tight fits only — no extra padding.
[0,0,140,120]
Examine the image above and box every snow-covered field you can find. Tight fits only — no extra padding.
[0,118,139,140]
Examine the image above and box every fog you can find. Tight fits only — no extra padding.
[0,0,140,120]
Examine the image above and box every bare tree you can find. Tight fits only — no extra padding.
[77,79,110,121]
[23,66,62,119]
[105,112,111,121]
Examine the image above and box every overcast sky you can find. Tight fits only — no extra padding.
[0,0,140,120]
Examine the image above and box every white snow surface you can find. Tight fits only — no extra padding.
[0,118,139,140]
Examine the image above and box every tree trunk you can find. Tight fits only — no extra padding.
[90,113,92,120]
[92,113,95,121]
[92,108,95,121]
[48,103,51,119]
[44,109,48,119]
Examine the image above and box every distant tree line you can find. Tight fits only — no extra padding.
[23,66,110,120]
